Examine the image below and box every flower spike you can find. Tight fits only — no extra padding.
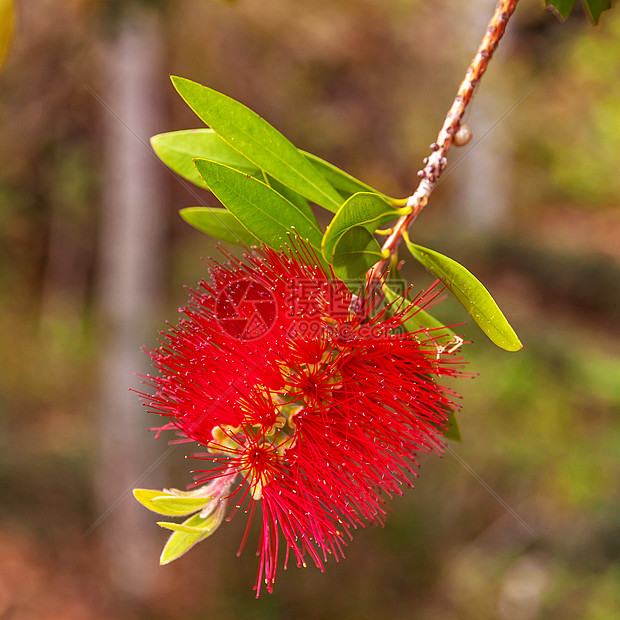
[136,243,463,595]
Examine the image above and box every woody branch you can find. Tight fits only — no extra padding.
[368,0,520,282]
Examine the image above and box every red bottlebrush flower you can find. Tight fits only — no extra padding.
[139,244,463,595]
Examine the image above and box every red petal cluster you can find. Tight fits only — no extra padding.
[140,244,462,595]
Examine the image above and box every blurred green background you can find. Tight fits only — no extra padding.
[0,0,619,618]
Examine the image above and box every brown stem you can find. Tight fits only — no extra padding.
[368,0,519,282]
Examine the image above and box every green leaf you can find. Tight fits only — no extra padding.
[159,507,225,565]
[194,159,323,251]
[171,77,342,211]
[583,0,613,23]
[0,0,13,70]
[150,495,212,516]
[544,0,613,22]
[151,127,397,215]
[157,521,208,534]
[133,488,209,516]
[134,488,165,511]
[382,285,456,341]
[322,192,408,263]
[265,174,317,225]
[545,0,578,19]
[133,489,177,515]
[302,151,399,203]
[151,130,320,235]
[332,226,386,281]
[180,207,260,246]
[404,238,522,352]
[151,129,259,188]
[444,411,462,442]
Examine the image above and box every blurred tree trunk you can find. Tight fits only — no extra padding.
[96,6,165,598]
[452,0,514,232]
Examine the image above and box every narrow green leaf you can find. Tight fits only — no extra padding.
[194,159,323,251]
[302,151,399,203]
[332,226,386,281]
[545,0,578,19]
[151,129,259,188]
[160,528,205,564]
[134,488,166,511]
[322,192,407,262]
[0,0,13,70]
[382,285,456,341]
[266,174,317,224]
[583,0,613,23]
[545,0,613,21]
[152,129,320,234]
[444,411,462,442]
[134,488,207,516]
[180,207,259,246]
[171,77,342,211]
[151,128,399,214]
[134,489,180,516]
[150,495,211,516]
[151,129,260,187]
[157,521,207,534]
[159,508,225,565]
[404,238,522,352]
